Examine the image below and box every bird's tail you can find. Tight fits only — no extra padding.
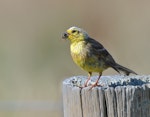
[112,63,137,76]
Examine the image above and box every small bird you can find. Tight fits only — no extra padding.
[62,26,137,89]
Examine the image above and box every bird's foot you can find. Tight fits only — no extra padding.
[78,84,88,89]
[77,80,90,89]
[89,82,102,90]
[84,83,88,87]
[78,86,85,89]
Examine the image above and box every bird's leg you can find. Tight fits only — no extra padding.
[84,72,92,87]
[89,73,102,90]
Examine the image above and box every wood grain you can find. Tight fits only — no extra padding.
[63,75,150,117]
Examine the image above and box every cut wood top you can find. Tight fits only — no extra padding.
[63,75,150,117]
[63,75,150,88]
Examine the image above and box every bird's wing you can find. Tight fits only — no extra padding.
[87,38,111,59]
[87,38,119,71]
[86,38,138,75]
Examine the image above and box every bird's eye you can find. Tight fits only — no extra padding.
[72,30,76,33]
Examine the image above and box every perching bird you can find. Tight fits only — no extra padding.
[62,26,137,89]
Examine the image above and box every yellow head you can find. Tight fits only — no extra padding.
[62,26,89,43]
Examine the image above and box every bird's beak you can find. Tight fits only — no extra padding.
[62,32,68,39]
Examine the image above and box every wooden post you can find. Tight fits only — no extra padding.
[62,75,150,117]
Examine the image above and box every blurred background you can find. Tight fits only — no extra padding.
[0,0,150,117]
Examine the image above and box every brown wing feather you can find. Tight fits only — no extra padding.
[86,37,137,75]
[86,37,117,66]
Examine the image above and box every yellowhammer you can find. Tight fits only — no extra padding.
[62,26,137,89]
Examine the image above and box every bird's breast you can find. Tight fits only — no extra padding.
[70,41,108,72]
[70,42,87,62]
[70,41,88,66]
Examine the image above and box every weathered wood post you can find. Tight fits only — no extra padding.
[63,75,150,117]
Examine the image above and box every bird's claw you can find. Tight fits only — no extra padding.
[88,82,102,90]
